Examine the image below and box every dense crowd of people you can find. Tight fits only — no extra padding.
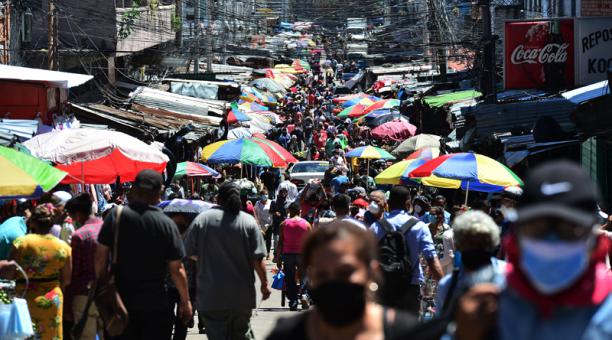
[0,59,611,340]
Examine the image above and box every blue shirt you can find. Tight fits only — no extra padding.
[435,257,507,314]
[370,210,437,284]
[499,287,612,340]
[330,176,349,193]
[0,217,27,260]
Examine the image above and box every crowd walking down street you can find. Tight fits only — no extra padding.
[1,18,612,340]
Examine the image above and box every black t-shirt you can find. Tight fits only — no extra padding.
[266,308,428,340]
[98,203,185,312]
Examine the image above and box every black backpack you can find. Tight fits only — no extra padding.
[377,218,420,300]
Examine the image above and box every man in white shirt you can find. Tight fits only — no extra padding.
[275,173,298,207]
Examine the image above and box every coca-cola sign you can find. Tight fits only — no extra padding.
[504,19,575,89]
[510,43,570,64]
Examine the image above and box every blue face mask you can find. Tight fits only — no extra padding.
[429,215,437,224]
[519,237,591,294]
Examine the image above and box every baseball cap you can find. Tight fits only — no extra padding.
[134,169,164,192]
[52,191,72,207]
[517,160,600,226]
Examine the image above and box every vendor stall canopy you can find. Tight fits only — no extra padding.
[0,65,93,88]
[424,90,482,107]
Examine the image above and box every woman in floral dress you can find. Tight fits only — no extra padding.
[11,204,72,340]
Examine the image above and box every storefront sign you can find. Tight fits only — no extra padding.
[504,19,575,89]
[575,17,612,86]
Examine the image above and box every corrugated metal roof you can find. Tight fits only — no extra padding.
[462,98,577,137]
[0,119,39,141]
[562,80,610,104]
[496,89,551,102]
[130,87,226,116]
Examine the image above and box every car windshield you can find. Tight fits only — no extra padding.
[291,162,329,173]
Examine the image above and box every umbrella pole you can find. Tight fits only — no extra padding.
[81,161,85,189]
[366,159,370,190]
[464,181,470,206]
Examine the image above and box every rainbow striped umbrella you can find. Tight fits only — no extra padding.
[345,146,396,160]
[239,102,269,112]
[227,102,251,125]
[405,147,440,160]
[375,158,428,185]
[201,137,298,168]
[341,96,378,108]
[292,59,311,71]
[409,152,523,196]
[0,146,67,199]
[337,104,366,118]
[361,99,401,115]
[174,162,219,178]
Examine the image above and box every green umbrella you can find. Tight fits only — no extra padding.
[0,146,67,199]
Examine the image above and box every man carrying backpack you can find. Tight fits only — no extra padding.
[369,186,444,314]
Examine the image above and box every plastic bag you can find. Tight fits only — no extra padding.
[7,298,34,339]
[271,271,285,290]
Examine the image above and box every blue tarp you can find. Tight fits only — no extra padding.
[170,82,219,100]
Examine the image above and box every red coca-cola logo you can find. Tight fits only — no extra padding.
[510,43,570,64]
[504,19,575,89]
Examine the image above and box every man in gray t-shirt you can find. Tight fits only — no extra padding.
[185,182,270,340]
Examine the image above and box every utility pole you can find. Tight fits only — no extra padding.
[206,0,213,72]
[193,0,199,74]
[427,0,447,82]
[175,0,182,48]
[48,0,58,70]
[480,0,496,103]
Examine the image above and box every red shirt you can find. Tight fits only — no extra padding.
[308,93,315,106]
[315,131,327,149]
[70,217,103,296]
[282,217,310,254]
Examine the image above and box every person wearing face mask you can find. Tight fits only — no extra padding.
[434,210,506,315]
[453,161,612,340]
[267,221,419,340]
[412,196,431,222]
[254,189,273,258]
[364,190,387,227]
[428,206,455,276]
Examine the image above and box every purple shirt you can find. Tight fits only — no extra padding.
[70,217,103,295]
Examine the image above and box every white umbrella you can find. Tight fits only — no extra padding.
[23,128,168,184]
[392,134,441,158]
[161,199,215,214]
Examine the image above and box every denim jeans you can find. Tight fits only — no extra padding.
[282,253,304,306]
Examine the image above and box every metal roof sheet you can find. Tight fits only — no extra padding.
[562,80,610,104]
[130,87,226,116]
[462,98,578,137]
[0,65,93,88]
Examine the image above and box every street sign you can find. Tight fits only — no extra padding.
[574,17,612,86]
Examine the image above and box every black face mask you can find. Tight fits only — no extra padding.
[460,250,493,271]
[309,281,366,327]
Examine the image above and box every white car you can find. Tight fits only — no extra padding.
[288,161,330,188]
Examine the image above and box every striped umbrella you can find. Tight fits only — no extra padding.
[346,146,396,160]
[405,147,440,160]
[332,93,368,104]
[201,137,298,168]
[409,152,524,202]
[361,99,401,115]
[174,162,219,178]
[227,102,251,125]
[337,104,370,119]
[341,96,378,108]
[375,158,428,185]
[0,146,67,199]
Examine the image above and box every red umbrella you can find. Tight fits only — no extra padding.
[371,120,417,142]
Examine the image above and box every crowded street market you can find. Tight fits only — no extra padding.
[0,8,611,340]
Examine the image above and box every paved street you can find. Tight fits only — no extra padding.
[186,260,294,339]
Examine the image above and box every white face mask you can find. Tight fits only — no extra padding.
[414,205,423,214]
[368,202,380,215]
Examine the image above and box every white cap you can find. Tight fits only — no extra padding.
[52,191,72,207]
